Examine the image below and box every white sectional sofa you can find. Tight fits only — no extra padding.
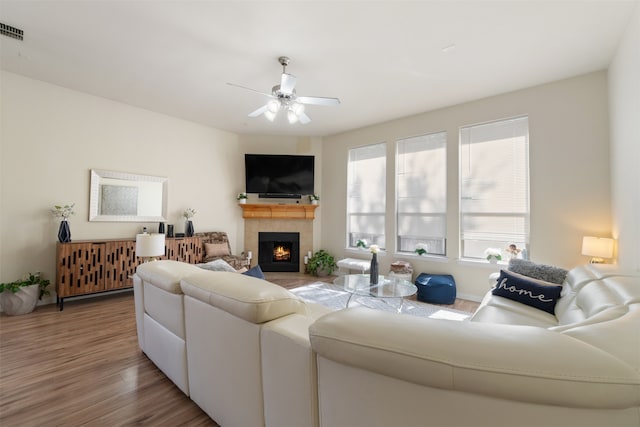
[133,261,640,427]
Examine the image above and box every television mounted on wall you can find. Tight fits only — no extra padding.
[245,154,315,198]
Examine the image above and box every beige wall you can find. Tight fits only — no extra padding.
[609,2,640,271]
[0,71,244,303]
[321,71,611,300]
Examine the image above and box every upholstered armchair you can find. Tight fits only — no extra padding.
[195,232,249,270]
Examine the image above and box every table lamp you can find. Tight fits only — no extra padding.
[136,233,166,262]
[581,236,614,264]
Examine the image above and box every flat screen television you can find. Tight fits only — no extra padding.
[245,154,314,198]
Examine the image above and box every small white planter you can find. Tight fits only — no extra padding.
[238,199,247,204]
[1,284,39,315]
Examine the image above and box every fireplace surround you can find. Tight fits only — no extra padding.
[241,204,317,273]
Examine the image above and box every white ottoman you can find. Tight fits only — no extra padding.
[337,258,371,275]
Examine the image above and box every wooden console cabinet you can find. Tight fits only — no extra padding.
[55,236,203,310]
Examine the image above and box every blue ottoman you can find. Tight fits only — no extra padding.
[415,273,456,304]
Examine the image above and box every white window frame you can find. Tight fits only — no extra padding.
[459,116,530,262]
[346,142,387,250]
[396,131,447,257]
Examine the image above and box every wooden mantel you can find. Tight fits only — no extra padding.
[239,203,318,220]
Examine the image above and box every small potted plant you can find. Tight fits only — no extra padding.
[237,192,248,204]
[0,272,51,315]
[414,243,428,256]
[356,239,367,249]
[484,248,503,264]
[308,194,319,205]
[307,249,337,276]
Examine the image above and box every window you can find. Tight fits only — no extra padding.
[460,116,530,260]
[396,132,447,256]
[347,142,386,249]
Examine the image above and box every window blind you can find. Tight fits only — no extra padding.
[460,116,530,259]
[396,131,447,255]
[347,142,387,249]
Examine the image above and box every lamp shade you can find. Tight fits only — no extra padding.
[136,233,165,258]
[581,236,614,259]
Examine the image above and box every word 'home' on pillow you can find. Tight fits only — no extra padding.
[492,269,563,314]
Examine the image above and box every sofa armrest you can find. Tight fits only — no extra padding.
[309,307,640,409]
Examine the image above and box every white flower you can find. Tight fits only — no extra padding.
[51,203,75,220]
[369,244,380,254]
[484,248,503,261]
[183,208,196,219]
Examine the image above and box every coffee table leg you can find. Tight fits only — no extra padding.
[346,293,355,308]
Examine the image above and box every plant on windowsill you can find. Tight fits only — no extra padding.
[307,249,337,276]
[356,239,367,249]
[484,248,503,264]
[0,272,51,315]
[415,243,428,256]
[309,194,319,205]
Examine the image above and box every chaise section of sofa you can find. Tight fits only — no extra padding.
[309,265,640,427]
[180,269,330,427]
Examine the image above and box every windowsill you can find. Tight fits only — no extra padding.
[395,253,450,263]
[344,248,388,258]
[457,258,507,269]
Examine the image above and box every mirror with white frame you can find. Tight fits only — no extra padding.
[89,169,168,222]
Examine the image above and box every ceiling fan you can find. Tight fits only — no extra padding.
[227,56,340,124]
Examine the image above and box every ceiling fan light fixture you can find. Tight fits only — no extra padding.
[264,110,277,122]
[267,99,280,113]
[287,109,299,124]
[291,102,304,116]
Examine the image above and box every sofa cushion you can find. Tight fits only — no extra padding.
[508,258,568,284]
[136,260,201,294]
[492,270,562,314]
[181,270,305,324]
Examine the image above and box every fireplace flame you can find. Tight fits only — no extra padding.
[273,245,291,261]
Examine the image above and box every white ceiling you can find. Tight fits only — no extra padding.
[1,1,637,137]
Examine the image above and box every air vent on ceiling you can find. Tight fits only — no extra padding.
[0,22,24,41]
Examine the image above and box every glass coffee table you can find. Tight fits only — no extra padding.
[333,274,417,313]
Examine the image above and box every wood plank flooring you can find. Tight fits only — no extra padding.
[0,272,478,426]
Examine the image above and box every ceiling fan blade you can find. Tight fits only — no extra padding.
[248,104,269,118]
[280,73,297,95]
[297,96,341,106]
[226,82,274,98]
[299,112,311,124]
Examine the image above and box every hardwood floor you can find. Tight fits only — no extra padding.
[0,273,478,426]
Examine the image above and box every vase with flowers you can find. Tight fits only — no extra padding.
[51,203,75,243]
[183,208,196,237]
[369,244,380,285]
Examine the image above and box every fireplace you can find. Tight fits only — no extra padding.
[258,232,300,272]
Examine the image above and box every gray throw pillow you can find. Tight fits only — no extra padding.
[508,258,568,285]
[198,259,237,273]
